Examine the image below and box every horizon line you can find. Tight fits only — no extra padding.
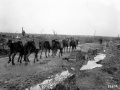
[0,32,118,38]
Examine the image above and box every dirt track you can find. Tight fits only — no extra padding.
[0,42,119,90]
[0,51,72,89]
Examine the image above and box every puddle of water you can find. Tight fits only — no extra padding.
[25,70,73,90]
[26,53,106,90]
[94,54,106,62]
[80,53,106,70]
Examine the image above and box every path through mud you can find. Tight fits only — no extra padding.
[25,53,106,90]
[0,43,111,90]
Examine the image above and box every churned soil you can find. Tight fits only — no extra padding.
[0,42,120,90]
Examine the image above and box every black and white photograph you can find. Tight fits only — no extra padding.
[0,0,120,90]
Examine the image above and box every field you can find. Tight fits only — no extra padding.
[0,33,120,90]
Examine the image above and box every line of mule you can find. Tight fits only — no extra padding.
[6,38,78,65]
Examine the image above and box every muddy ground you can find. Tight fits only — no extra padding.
[0,42,120,90]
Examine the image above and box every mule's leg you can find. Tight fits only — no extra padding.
[48,49,50,57]
[26,52,30,63]
[75,45,77,49]
[61,48,63,56]
[60,48,63,57]
[17,56,20,63]
[24,53,30,65]
[65,47,66,53]
[24,55,28,65]
[8,51,12,63]
[39,50,43,59]
[52,50,53,57]
[54,49,56,57]
[59,49,60,57]
[24,55,26,62]
[20,55,23,63]
[36,49,39,62]
[70,46,72,52]
[72,46,74,51]
[58,49,61,57]
[17,53,21,63]
[45,49,47,58]
[66,47,68,53]
[12,52,17,65]
[36,52,39,62]
[62,47,64,53]
[39,50,41,59]
[23,55,26,61]
[27,53,30,62]
[55,49,57,56]
[66,46,68,53]
[34,52,38,63]
[19,54,23,64]
[34,53,36,63]
[64,46,66,53]
[25,53,30,63]
[75,46,76,49]
[52,50,55,58]
[64,47,66,53]
[68,46,70,53]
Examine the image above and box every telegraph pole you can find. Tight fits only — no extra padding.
[53,30,55,35]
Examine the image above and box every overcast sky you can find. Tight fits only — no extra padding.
[0,0,120,36]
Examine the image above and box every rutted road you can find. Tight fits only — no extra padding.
[0,43,101,90]
[0,47,77,90]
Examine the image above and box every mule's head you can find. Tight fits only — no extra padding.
[6,39,12,47]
